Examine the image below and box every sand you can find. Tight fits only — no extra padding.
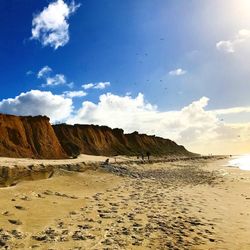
[0,154,130,166]
[0,155,250,249]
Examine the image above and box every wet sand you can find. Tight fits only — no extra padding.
[0,156,250,249]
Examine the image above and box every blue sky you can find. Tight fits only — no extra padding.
[0,0,250,154]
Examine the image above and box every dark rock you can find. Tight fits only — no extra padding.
[8,219,22,225]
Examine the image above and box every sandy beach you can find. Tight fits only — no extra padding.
[0,155,250,249]
[2,1,250,249]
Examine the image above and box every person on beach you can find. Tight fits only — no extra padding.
[141,153,144,161]
[146,151,150,161]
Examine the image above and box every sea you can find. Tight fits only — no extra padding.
[227,154,250,171]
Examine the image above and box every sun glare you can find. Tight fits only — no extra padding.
[228,154,250,170]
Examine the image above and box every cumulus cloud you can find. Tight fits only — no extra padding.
[31,0,80,49]
[1,90,249,154]
[216,29,250,53]
[0,90,73,122]
[63,90,87,98]
[67,93,217,143]
[37,66,72,87]
[82,82,111,90]
[66,93,250,154]
[169,68,187,76]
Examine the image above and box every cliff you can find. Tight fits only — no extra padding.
[0,114,67,159]
[0,113,193,159]
[53,124,193,157]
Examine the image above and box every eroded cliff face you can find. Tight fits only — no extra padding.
[53,124,193,157]
[0,114,67,159]
[0,113,193,159]
[52,125,131,156]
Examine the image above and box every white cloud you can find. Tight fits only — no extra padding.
[37,66,72,87]
[63,90,87,98]
[216,40,234,53]
[82,83,94,90]
[82,82,111,90]
[31,0,80,49]
[67,92,250,154]
[214,106,250,115]
[43,74,66,87]
[0,90,72,122]
[216,29,250,53]
[26,70,34,76]
[67,93,216,143]
[169,68,187,76]
[238,29,250,38]
[1,90,249,154]
[94,82,111,89]
[37,66,52,78]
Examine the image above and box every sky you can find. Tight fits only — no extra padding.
[0,0,250,155]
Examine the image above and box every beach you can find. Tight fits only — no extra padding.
[0,155,250,249]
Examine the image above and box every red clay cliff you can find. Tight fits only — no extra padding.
[0,113,194,159]
[0,114,67,159]
[53,124,193,157]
